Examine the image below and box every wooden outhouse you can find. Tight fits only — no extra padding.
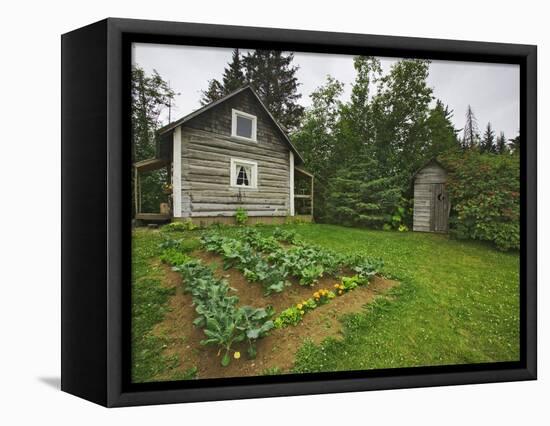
[133,85,313,225]
[413,160,450,233]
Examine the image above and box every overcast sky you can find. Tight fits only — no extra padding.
[133,43,520,139]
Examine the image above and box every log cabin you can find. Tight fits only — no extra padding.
[134,86,313,226]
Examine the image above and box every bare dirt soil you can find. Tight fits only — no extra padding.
[151,250,398,381]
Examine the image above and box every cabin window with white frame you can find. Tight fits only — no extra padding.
[231,109,257,141]
[230,158,258,189]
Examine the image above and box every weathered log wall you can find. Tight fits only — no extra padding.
[175,90,292,218]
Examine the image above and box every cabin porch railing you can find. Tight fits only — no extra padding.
[294,167,314,217]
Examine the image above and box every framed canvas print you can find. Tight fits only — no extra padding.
[61,18,537,407]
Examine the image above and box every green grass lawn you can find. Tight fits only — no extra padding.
[279,224,520,372]
[131,229,178,382]
[132,228,204,382]
[131,223,519,380]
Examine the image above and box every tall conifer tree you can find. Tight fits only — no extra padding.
[201,49,304,130]
[462,105,480,149]
[222,49,246,92]
[496,131,508,154]
[426,100,459,157]
[481,122,496,153]
[201,49,246,105]
[242,50,304,130]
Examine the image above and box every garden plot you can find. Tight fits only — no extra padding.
[149,226,398,380]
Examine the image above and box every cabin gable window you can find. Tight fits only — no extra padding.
[231,109,257,141]
[230,158,258,189]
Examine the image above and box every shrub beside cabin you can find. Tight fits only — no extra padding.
[134,86,313,226]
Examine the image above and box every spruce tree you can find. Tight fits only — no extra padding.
[201,79,224,105]
[426,100,460,157]
[325,154,404,228]
[222,49,246,93]
[201,49,304,130]
[242,50,304,131]
[496,131,508,154]
[462,105,480,149]
[481,122,496,153]
[201,49,246,105]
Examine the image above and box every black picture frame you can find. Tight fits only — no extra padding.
[61,17,537,407]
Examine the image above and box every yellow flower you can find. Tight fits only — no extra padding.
[338,290,343,295]
[297,303,303,309]
[334,284,339,288]
[234,351,241,359]
[300,310,305,315]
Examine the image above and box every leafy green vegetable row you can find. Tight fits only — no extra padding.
[240,228,341,285]
[202,227,385,291]
[240,228,383,286]
[161,242,275,366]
[201,233,289,294]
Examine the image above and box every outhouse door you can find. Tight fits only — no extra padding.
[432,183,449,233]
